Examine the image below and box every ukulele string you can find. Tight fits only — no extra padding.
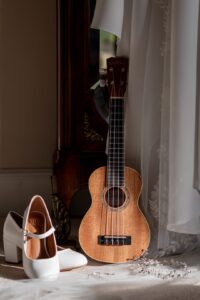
[117,67,123,245]
[105,73,115,238]
[105,84,111,237]
[120,67,126,246]
[111,71,116,243]
[100,70,114,238]
[122,87,125,245]
[99,174,105,237]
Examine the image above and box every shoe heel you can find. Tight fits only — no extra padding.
[3,238,22,263]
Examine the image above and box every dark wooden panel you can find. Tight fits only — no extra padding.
[54,0,108,209]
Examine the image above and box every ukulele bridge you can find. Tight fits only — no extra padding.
[98,235,131,246]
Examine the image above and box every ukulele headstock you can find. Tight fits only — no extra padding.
[107,57,129,98]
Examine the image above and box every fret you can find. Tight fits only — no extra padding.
[108,157,124,160]
[108,164,124,166]
[107,175,124,178]
[110,119,123,122]
[107,166,124,169]
[109,125,124,128]
[109,122,124,124]
[107,177,124,180]
[109,127,124,130]
[110,124,124,132]
[109,137,124,139]
[107,172,124,174]
[107,179,125,182]
[109,126,124,128]
[108,157,124,159]
[109,132,123,136]
[108,152,124,154]
[108,154,124,156]
[107,168,124,171]
[109,138,124,143]
[109,156,124,159]
[109,120,124,123]
[108,158,124,160]
[107,161,125,164]
[107,177,124,179]
[108,164,125,167]
[108,154,124,157]
[107,169,124,171]
[109,128,124,130]
[108,156,125,158]
[107,173,124,176]
[108,153,124,155]
[107,170,125,172]
[108,158,124,161]
[107,178,124,180]
[107,170,124,173]
[109,147,124,148]
[109,147,124,151]
[109,129,124,131]
[109,153,124,156]
[107,179,124,181]
[107,182,125,184]
[109,129,124,132]
[110,116,123,118]
[107,172,124,175]
[109,139,124,142]
[109,144,124,146]
[108,155,124,157]
[108,142,124,144]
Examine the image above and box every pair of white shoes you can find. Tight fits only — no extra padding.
[3,195,87,279]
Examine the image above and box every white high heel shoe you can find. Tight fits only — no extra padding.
[3,202,88,272]
[3,211,23,263]
[22,195,59,279]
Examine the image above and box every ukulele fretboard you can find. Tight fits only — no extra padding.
[107,98,125,187]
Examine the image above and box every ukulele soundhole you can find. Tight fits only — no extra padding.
[105,187,126,208]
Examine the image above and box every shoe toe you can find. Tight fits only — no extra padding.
[58,248,88,270]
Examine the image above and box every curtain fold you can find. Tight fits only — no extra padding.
[167,0,200,234]
[194,3,200,192]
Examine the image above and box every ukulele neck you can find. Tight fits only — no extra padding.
[106,97,125,187]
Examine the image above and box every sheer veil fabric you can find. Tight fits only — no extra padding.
[92,0,200,256]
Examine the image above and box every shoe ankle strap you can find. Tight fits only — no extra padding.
[24,227,55,239]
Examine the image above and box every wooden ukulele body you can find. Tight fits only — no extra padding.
[79,166,150,263]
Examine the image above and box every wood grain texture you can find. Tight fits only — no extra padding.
[79,166,150,263]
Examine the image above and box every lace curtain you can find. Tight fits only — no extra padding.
[92,0,200,256]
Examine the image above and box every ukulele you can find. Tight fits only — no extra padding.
[79,57,150,263]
